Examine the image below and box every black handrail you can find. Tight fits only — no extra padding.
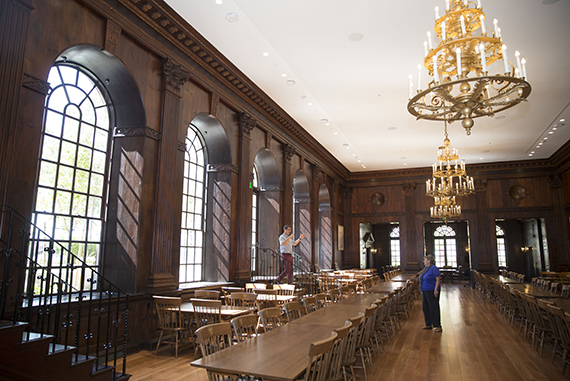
[0,205,128,379]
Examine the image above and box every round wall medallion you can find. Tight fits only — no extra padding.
[509,185,527,201]
[371,192,385,206]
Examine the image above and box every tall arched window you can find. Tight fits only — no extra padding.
[32,64,112,291]
[390,226,400,267]
[251,166,259,272]
[180,127,207,283]
[496,225,507,268]
[434,225,457,267]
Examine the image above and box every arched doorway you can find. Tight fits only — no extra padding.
[318,184,333,269]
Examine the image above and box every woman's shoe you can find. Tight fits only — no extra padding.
[422,326,433,330]
[434,327,443,333]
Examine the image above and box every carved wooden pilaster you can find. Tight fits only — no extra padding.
[313,165,322,180]
[550,173,570,267]
[475,179,488,192]
[344,187,353,200]
[149,57,189,292]
[402,183,417,271]
[282,143,295,227]
[299,156,305,171]
[402,183,417,196]
[105,19,121,55]
[1,0,33,207]
[266,132,272,150]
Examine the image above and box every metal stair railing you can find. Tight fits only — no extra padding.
[0,205,129,380]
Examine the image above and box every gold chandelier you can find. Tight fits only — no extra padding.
[426,123,474,219]
[407,0,532,135]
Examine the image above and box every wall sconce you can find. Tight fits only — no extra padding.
[370,248,377,254]
[521,246,531,252]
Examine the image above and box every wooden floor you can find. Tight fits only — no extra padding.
[120,284,570,381]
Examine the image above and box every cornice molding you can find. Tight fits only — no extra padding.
[114,126,161,141]
[488,206,554,213]
[117,0,349,178]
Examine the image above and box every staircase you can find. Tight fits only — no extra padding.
[0,206,130,381]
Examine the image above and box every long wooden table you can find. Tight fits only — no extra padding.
[390,274,416,282]
[367,282,403,294]
[487,274,520,284]
[507,283,563,298]
[539,298,570,312]
[190,294,380,380]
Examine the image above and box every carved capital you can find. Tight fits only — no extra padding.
[344,187,353,200]
[177,141,186,151]
[283,144,295,164]
[239,112,256,138]
[402,183,417,196]
[475,179,488,192]
[22,73,49,95]
[313,164,322,178]
[162,57,189,93]
[550,174,562,189]
[332,178,339,192]
[210,93,220,118]
[105,19,121,55]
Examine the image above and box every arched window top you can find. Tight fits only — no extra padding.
[390,226,400,238]
[496,225,505,236]
[252,165,258,189]
[434,225,456,237]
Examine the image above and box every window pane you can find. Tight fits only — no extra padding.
[72,193,87,216]
[38,162,57,187]
[42,136,61,161]
[63,114,80,142]
[60,141,77,166]
[35,187,54,213]
[54,190,71,214]
[57,166,74,190]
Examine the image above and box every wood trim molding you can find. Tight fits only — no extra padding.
[22,73,49,95]
[114,126,161,141]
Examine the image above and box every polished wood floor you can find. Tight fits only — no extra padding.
[120,284,570,381]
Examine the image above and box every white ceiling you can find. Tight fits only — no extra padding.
[165,0,570,172]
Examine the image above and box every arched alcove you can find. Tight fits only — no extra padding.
[318,184,333,269]
[253,149,280,253]
[293,170,311,265]
[189,113,233,282]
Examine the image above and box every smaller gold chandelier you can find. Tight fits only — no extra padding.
[407,0,532,135]
[431,195,461,219]
[426,123,474,218]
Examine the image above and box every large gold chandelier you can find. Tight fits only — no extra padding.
[426,123,474,219]
[407,0,532,135]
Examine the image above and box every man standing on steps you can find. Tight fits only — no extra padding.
[277,225,305,284]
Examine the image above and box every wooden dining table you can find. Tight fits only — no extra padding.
[507,283,564,298]
[539,298,570,311]
[390,274,416,282]
[190,293,379,380]
[367,282,403,294]
[487,274,520,284]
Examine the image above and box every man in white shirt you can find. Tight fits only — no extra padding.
[277,225,305,284]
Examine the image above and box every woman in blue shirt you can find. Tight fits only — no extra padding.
[420,254,442,332]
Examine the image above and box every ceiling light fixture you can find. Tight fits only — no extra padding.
[426,122,475,219]
[407,0,532,135]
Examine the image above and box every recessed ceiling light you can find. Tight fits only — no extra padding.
[281,73,287,78]
[536,146,540,148]
[215,0,223,4]
[549,131,554,134]
[544,137,548,140]
[357,160,361,163]
[352,154,357,157]
[553,127,558,130]
[404,163,408,166]
[286,80,296,86]
[333,132,338,135]
[531,151,535,154]
[561,119,566,122]
[348,33,364,42]
[344,144,350,149]
[262,52,269,57]
[307,103,312,106]
[529,153,533,156]
[480,157,484,160]
[539,142,543,145]
[225,12,239,23]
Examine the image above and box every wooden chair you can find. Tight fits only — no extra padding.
[283,300,305,322]
[221,286,244,303]
[153,296,194,359]
[302,296,319,314]
[544,303,570,373]
[245,283,267,292]
[195,322,239,381]
[355,304,379,378]
[303,332,338,381]
[339,286,350,299]
[328,289,342,304]
[274,283,296,295]
[228,292,257,309]
[191,298,222,328]
[342,314,364,381]
[194,289,221,300]
[315,293,327,309]
[230,314,259,343]
[254,288,278,310]
[330,321,353,381]
[563,285,570,299]
[258,307,284,333]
